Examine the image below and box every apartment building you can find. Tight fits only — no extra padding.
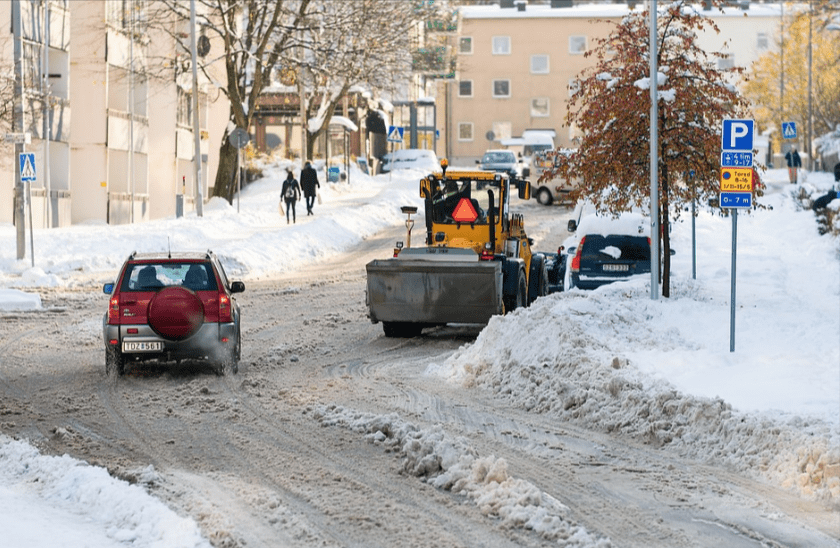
[1,0,227,228]
[451,1,782,165]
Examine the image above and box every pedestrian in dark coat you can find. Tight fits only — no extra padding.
[300,161,320,216]
[785,147,802,184]
[281,169,301,224]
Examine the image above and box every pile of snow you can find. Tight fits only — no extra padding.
[0,435,210,548]
[314,405,612,548]
[0,288,41,310]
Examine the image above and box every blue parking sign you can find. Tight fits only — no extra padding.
[721,119,754,152]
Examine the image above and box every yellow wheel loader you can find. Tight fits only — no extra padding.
[365,159,559,337]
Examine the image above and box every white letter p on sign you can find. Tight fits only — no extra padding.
[729,122,749,148]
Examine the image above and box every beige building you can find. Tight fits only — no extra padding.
[450,1,782,166]
[1,0,228,229]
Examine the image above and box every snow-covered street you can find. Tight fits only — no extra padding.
[0,162,838,546]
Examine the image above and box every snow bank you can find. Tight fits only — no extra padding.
[313,405,612,548]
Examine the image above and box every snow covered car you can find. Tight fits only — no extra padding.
[477,149,524,178]
[566,213,653,290]
[102,251,244,376]
[380,149,439,174]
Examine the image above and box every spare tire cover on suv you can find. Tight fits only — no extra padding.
[148,287,205,340]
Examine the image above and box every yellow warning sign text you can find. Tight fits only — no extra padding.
[720,168,752,192]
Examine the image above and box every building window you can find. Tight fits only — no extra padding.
[531,98,550,117]
[492,36,511,55]
[568,79,580,97]
[458,122,474,141]
[757,32,768,50]
[569,36,587,54]
[530,55,549,74]
[458,80,473,97]
[459,37,473,54]
[492,79,510,98]
[177,86,192,127]
[718,54,734,70]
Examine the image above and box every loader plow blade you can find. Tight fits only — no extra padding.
[366,259,503,326]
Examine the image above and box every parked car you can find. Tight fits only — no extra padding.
[566,212,653,290]
[531,148,580,206]
[380,149,439,174]
[477,149,523,178]
[102,251,244,376]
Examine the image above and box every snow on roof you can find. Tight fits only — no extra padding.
[576,212,650,238]
[460,2,781,20]
[329,115,359,132]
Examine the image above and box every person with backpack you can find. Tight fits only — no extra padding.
[281,169,301,224]
[785,147,802,184]
[300,161,320,216]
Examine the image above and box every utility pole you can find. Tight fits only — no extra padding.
[190,0,203,217]
[13,1,26,260]
[42,0,51,228]
[649,0,660,300]
[129,1,135,223]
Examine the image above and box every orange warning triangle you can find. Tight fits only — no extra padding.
[451,198,478,223]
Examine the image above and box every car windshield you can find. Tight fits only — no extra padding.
[580,235,650,261]
[121,262,218,292]
[482,152,514,163]
[430,178,501,225]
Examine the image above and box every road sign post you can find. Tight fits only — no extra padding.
[19,152,37,267]
[720,119,755,352]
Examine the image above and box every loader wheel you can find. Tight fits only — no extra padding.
[528,255,549,306]
[504,270,527,313]
[383,322,423,338]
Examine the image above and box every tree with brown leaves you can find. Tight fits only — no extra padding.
[546,0,754,297]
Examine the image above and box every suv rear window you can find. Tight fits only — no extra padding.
[120,262,218,292]
[580,235,650,262]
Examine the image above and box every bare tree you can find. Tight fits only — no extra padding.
[151,0,312,202]
[298,0,438,160]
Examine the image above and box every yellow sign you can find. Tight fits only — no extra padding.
[720,168,752,192]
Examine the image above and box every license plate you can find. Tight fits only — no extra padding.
[602,264,629,272]
[123,341,163,352]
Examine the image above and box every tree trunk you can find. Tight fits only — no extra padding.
[213,139,238,203]
[306,130,318,162]
[661,180,671,298]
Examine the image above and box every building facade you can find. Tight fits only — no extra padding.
[450,1,782,166]
[1,0,228,229]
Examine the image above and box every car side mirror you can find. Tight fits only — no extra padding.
[567,220,577,232]
[230,281,245,293]
[670,248,676,256]
[103,283,114,294]
[475,159,480,164]
[518,179,530,200]
[522,167,530,177]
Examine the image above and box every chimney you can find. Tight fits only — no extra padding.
[551,0,573,7]
[515,0,526,11]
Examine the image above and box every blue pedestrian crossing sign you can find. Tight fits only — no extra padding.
[782,122,797,140]
[387,125,404,143]
[19,153,36,182]
[721,119,754,152]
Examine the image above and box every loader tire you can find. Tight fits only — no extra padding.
[528,254,549,306]
[383,322,423,338]
[504,270,527,313]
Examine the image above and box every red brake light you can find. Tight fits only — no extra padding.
[571,236,585,272]
[108,296,119,323]
[219,293,232,323]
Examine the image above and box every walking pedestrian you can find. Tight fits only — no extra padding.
[300,161,320,216]
[785,147,802,184]
[281,169,301,224]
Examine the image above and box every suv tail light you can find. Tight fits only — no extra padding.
[219,293,232,323]
[108,295,120,323]
[570,236,585,272]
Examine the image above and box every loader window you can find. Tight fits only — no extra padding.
[431,179,498,225]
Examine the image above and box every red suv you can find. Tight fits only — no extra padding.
[102,251,244,376]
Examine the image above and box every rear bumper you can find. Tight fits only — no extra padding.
[103,321,237,361]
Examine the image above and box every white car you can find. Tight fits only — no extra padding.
[380,149,439,174]
[531,148,580,206]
